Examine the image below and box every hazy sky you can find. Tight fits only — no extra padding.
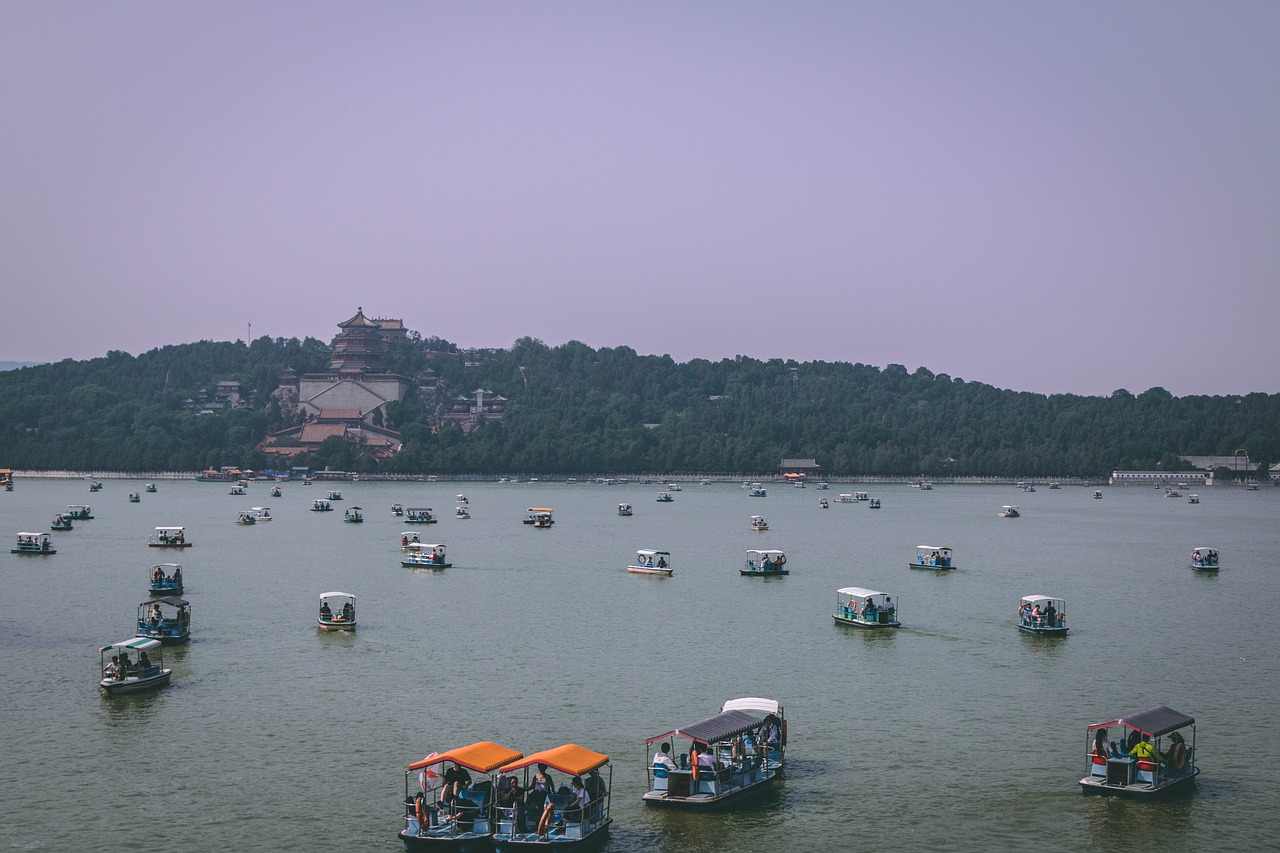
[2,1,1277,396]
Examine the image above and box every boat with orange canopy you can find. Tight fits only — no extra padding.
[400,741,523,851]
[492,744,612,850]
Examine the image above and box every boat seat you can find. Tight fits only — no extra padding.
[1090,761,1107,778]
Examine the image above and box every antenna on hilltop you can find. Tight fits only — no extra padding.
[248,322,252,341]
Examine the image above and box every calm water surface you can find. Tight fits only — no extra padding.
[2,478,1278,852]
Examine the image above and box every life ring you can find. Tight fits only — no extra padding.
[777,554,786,565]
[1168,742,1187,772]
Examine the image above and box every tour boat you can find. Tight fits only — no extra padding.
[235,511,257,525]
[51,514,73,531]
[868,497,881,509]
[749,515,768,532]
[1188,494,1200,504]
[1190,547,1219,570]
[701,478,711,485]
[836,493,854,503]
[492,744,612,851]
[252,506,272,521]
[136,596,191,643]
[656,492,673,502]
[399,741,524,851]
[853,491,869,502]
[128,492,141,503]
[149,526,191,547]
[998,505,1021,518]
[402,545,450,569]
[345,506,364,523]
[149,563,183,596]
[617,503,633,517]
[643,698,785,808]
[311,499,333,512]
[1165,489,1182,498]
[748,483,767,497]
[456,494,469,504]
[1093,490,1103,499]
[66,504,93,520]
[628,549,672,576]
[834,587,901,628]
[527,508,554,528]
[1079,705,1198,797]
[742,549,788,576]
[818,498,829,509]
[406,507,437,524]
[392,503,404,516]
[318,591,356,630]
[145,483,157,493]
[327,490,343,501]
[455,505,471,520]
[99,637,170,695]
[12,532,55,554]
[910,545,955,570]
[1017,595,1067,635]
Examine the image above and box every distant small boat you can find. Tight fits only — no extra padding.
[137,596,191,643]
[868,498,881,509]
[12,532,55,554]
[99,637,170,695]
[128,492,141,503]
[149,563,183,596]
[998,505,1020,518]
[628,548,672,576]
[344,506,364,523]
[1190,547,1219,571]
[401,544,450,568]
[618,503,633,516]
[318,591,356,630]
[1093,490,1103,500]
[742,548,787,576]
[149,526,191,548]
[312,499,333,512]
[1188,494,1200,504]
[235,511,257,525]
[750,515,768,532]
[405,507,436,523]
[145,483,157,493]
[455,505,470,520]
[748,483,767,497]
[270,486,281,497]
[391,503,404,516]
[328,490,343,501]
[51,514,73,531]
[1018,595,1067,636]
[656,492,674,503]
[835,587,900,628]
[818,498,829,509]
[911,545,955,570]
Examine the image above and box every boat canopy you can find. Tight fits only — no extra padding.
[747,549,785,560]
[153,563,181,570]
[1192,546,1216,553]
[407,741,523,773]
[1020,595,1061,605]
[147,596,189,608]
[637,549,670,557]
[155,526,185,533]
[1087,705,1195,738]
[498,744,609,776]
[721,697,782,718]
[319,591,356,600]
[527,507,554,513]
[837,586,886,599]
[100,637,162,652]
[646,709,762,746]
[916,545,951,553]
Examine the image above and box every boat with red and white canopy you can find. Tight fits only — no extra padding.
[1079,705,1198,797]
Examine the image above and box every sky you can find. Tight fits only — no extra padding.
[2,1,1277,397]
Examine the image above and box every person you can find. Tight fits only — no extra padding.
[496,775,525,832]
[862,598,876,620]
[152,565,164,582]
[584,767,607,805]
[172,566,182,585]
[1018,601,1031,624]
[320,600,332,620]
[1044,602,1057,626]
[103,655,121,680]
[149,603,162,626]
[696,746,717,773]
[883,596,893,615]
[441,762,471,808]
[402,535,409,547]
[118,653,133,678]
[1128,735,1160,764]
[1031,604,1043,626]
[761,715,781,750]
[1093,729,1109,766]
[533,765,561,839]
[138,650,152,673]
[657,556,667,569]
[342,601,354,621]
[567,775,590,821]
[653,742,677,771]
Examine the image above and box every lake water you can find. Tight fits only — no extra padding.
[2,478,1278,852]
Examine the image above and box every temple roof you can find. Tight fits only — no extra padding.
[338,307,381,329]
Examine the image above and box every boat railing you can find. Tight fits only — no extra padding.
[839,603,896,623]
[1020,615,1066,629]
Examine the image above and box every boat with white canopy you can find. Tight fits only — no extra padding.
[910,545,955,570]
[318,592,356,630]
[402,545,451,569]
[833,587,900,628]
[741,549,788,576]
[99,637,170,695]
[627,549,672,576]
[1017,595,1067,635]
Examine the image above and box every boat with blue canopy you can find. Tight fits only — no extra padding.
[12,532,55,554]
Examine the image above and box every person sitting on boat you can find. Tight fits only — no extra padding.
[1031,604,1043,626]
[497,775,526,832]
[1093,729,1109,766]
[653,742,678,771]
[883,596,894,615]
[1128,735,1161,763]
[861,599,876,620]
[695,745,717,773]
[1166,731,1189,775]
[341,601,354,621]
[1018,601,1031,624]
[103,655,121,680]
[441,762,472,810]
[151,565,165,582]
[138,650,152,673]
[402,535,409,546]
[761,715,782,750]
[118,653,133,678]
[320,601,332,620]
[657,556,667,569]
[565,775,590,822]
[149,603,163,626]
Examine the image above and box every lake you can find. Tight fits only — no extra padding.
[2,477,1277,852]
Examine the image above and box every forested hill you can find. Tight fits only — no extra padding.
[1,335,1277,478]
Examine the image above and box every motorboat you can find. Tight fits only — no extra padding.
[345,506,364,523]
[391,503,404,516]
[656,492,673,502]
[1022,483,1037,493]
[252,506,272,521]
[145,483,157,493]
[836,493,854,503]
[66,504,93,520]
[149,563,183,596]
[137,597,191,643]
[1165,489,1182,498]
[402,545,450,568]
[701,478,711,485]
[456,494,469,504]
[742,549,788,576]
[128,492,141,503]
[51,514,73,531]
[794,480,806,489]
[834,587,900,628]
[1017,595,1067,635]
[235,511,257,525]
[327,490,343,501]
[748,483,767,497]
[400,531,422,551]
[628,549,672,576]
[1190,547,1219,570]
[527,508,554,528]
[455,505,471,520]
[406,507,437,524]
[998,505,1020,518]
[12,532,55,554]
[493,744,612,850]
[1188,494,1200,504]
[818,498,829,509]
[318,591,356,630]
[853,492,869,502]
[1093,490,1103,499]
[749,515,768,532]
[399,741,524,850]
[99,637,170,695]
[149,526,192,548]
[643,699,785,808]
[617,503,633,517]
[312,499,333,512]
[910,545,955,570]
[868,498,881,509]
[1080,705,1198,797]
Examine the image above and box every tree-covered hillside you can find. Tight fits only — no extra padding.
[1,335,1277,478]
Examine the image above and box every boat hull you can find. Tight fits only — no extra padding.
[833,614,900,629]
[399,827,493,852]
[402,560,451,569]
[908,562,955,571]
[642,775,776,809]
[494,822,610,851]
[741,568,788,576]
[318,618,356,631]
[100,670,172,694]
[11,548,56,555]
[1017,624,1068,636]
[628,566,672,576]
[1079,767,1198,798]
[149,542,193,548]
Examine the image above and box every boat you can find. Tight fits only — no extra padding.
[51,514,73,531]
[1246,483,1260,491]
[12,532,55,554]
[793,480,806,489]
[1022,483,1037,493]
[836,493,854,504]
[326,490,343,501]
[229,485,246,495]
[527,508,554,528]
[628,549,672,576]
[868,498,881,509]
[642,698,785,808]
[136,596,191,643]
[252,506,272,521]
[312,499,333,512]
[1017,595,1067,635]
[145,483,157,493]
[398,741,524,851]
[149,563,183,596]
[816,482,829,490]
[401,544,451,568]
[1178,482,1189,489]
[656,492,673,503]
[748,483,767,497]
[128,492,141,503]
[89,480,102,492]
[1049,482,1061,489]
[392,503,404,516]
[149,526,192,547]
[270,486,282,497]
[1188,494,1200,504]
[666,483,681,491]
[701,478,711,486]
[99,637,170,695]
[492,744,612,851]
[818,498,829,509]
[455,505,471,520]
[303,478,312,486]
[406,507,437,524]
[910,545,955,570]
[235,511,257,525]
[318,591,356,630]
[833,587,900,628]
[66,504,93,520]
[919,482,933,491]
[1165,489,1182,498]
[853,492,869,502]
[1190,547,1219,570]
[742,549,788,576]
[998,505,1020,518]
[344,506,364,523]
[617,503,633,517]
[456,494,469,504]
[749,515,768,532]
[1079,705,1198,797]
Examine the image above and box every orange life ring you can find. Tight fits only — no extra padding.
[1168,742,1187,772]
